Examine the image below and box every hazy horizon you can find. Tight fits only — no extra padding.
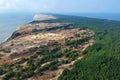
[0,0,120,43]
[0,0,120,13]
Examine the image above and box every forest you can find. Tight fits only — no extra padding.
[58,15,120,80]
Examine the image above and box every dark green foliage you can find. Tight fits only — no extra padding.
[0,69,3,75]
[41,64,50,71]
[83,43,103,55]
[58,16,120,80]
[49,46,61,54]
[64,50,78,60]
[34,59,42,67]
[11,31,21,39]
[61,60,70,64]
[21,71,34,79]
[47,40,59,46]
[16,58,27,64]
[54,52,63,58]
[41,61,58,71]
[59,68,70,80]
[49,65,58,70]
[14,72,20,80]
[74,33,80,37]
[27,58,33,64]
[65,37,91,48]
[37,68,43,75]
[3,71,15,80]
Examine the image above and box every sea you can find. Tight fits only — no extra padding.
[0,12,35,43]
[0,13,120,43]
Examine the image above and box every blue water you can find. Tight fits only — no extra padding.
[0,13,35,43]
[65,13,120,21]
[0,13,120,43]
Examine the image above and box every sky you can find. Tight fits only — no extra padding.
[0,0,120,13]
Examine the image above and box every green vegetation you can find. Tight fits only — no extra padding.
[74,33,80,37]
[58,16,120,80]
[3,71,15,80]
[0,32,89,79]
[64,50,78,60]
[41,61,58,71]
[0,69,3,75]
[1,15,119,80]
[65,37,91,48]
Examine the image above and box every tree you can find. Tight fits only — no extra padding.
[37,68,43,75]
[3,71,15,80]
[49,65,58,70]
[0,69,3,75]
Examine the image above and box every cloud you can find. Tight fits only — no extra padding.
[0,0,10,10]
[0,0,58,13]
[0,0,120,13]
[0,0,20,12]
